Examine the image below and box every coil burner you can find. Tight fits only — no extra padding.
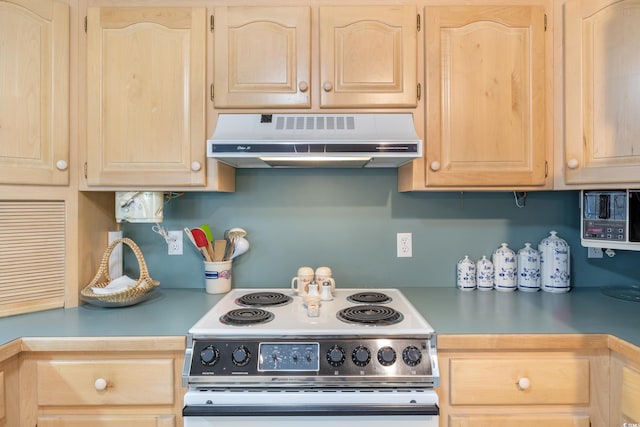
[347,291,392,304]
[220,308,274,326]
[235,291,293,307]
[337,304,403,325]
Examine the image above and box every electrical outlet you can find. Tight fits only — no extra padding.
[397,233,412,257]
[168,230,183,255]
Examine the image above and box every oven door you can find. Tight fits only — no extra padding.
[183,388,439,427]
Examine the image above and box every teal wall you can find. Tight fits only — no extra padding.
[122,169,640,290]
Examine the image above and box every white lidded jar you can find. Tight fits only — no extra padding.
[517,243,541,292]
[492,243,517,291]
[456,256,476,290]
[538,231,570,292]
[476,256,494,291]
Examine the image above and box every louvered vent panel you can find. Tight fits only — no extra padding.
[0,201,65,317]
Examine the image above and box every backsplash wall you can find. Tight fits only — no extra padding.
[123,169,639,290]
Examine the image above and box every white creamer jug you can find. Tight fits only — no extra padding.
[517,243,541,292]
[476,256,494,291]
[456,256,476,290]
[492,243,517,291]
[538,231,570,293]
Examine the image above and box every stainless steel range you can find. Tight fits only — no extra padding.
[182,288,439,427]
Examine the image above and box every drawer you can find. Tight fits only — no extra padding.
[622,366,640,421]
[450,357,589,405]
[449,414,590,427]
[38,415,176,427]
[37,359,174,406]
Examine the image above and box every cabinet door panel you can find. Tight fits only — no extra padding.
[320,6,417,107]
[564,0,640,184]
[425,6,546,187]
[87,7,206,186]
[38,415,175,427]
[0,0,69,185]
[622,366,640,422]
[214,6,310,108]
[450,415,590,427]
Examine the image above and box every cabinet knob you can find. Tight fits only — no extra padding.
[567,158,579,169]
[56,160,68,171]
[298,81,309,92]
[190,161,202,172]
[517,377,531,390]
[94,378,108,391]
[430,161,441,172]
[322,81,333,92]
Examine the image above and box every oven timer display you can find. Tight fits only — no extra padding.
[258,342,320,372]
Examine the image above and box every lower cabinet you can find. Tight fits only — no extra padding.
[37,415,175,427]
[610,337,640,426]
[19,338,185,427]
[436,336,609,427]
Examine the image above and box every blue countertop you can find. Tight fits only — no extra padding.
[1,287,638,347]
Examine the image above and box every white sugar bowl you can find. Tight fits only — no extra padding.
[517,243,541,292]
[492,243,517,291]
[538,231,570,292]
[476,256,494,291]
[456,256,476,290]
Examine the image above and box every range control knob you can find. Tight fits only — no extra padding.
[326,345,346,367]
[402,346,422,367]
[231,345,251,367]
[352,345,371,367]
[200,345,219,366]
[377,346,397,366]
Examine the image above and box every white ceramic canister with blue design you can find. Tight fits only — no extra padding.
[476,255,494,291]
[492,243,517,291]
[456,255,476,290]
[538,230,570,292]
[517,243,541,292]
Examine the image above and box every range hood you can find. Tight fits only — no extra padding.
[207,113,422,168]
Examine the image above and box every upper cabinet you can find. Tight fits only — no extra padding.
[86,7,207,187]
[213,6,311,108]
[0,0,69,185]
[212,5,418,109]
[319,6,418,108]
[564,0,640,186]
[413,6,547,189]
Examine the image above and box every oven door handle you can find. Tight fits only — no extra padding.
[183,404,439,417]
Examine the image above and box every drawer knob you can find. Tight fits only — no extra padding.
[94,378,108,391]
[517,377,531,390]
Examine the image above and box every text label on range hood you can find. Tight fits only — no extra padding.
[207,113,422,168]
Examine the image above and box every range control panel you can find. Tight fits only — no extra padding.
[188,338,434,380]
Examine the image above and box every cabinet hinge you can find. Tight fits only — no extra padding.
[417,14,421,32]
[210,84,214,102]
[210,15,214,32]
[417,83,421,101]
[544,14,547,31]
[84,162,87,179]
[544,160,548,178]
[84,16,87,33]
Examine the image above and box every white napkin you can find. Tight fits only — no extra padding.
[92,275,144,295]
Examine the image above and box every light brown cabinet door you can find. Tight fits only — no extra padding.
[37,415,175,427]
[213,6,311,108]
[0,0,69,185]
[425,6,546,187]
[86,7,207,186]
[319,6,418,108]
[449,415,590,427]
[564,0,640,185]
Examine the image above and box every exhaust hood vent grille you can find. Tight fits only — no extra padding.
[268,114,356,131]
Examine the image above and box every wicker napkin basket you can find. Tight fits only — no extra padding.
[81,238,159,304]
